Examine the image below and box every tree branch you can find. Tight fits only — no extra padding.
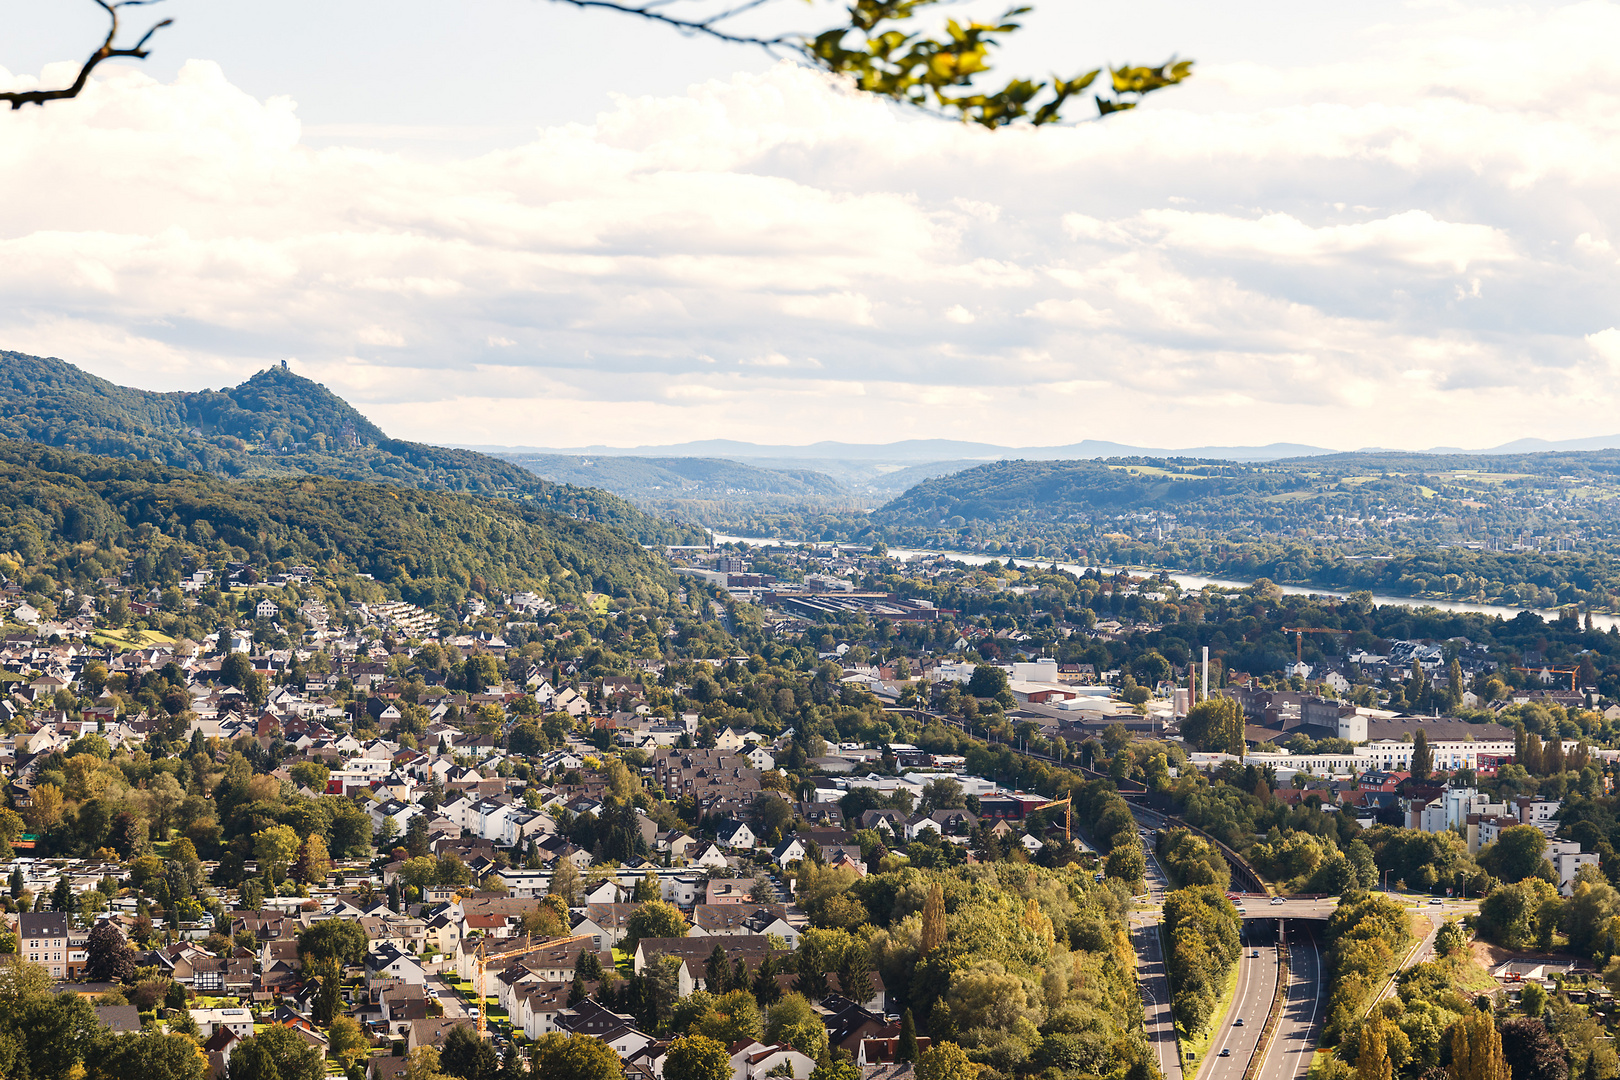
[543,0,1192,128]
[546,0,797,50]
[1,0,173,110]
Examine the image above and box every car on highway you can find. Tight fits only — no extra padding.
[1219,1049,1231,1057]
[1251,950,1260,958]
[1234,1019,1244,1027]
[1429,898,1443,905]
[1270,897,1284,905]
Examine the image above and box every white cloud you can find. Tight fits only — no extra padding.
[1127,209,1515,272]
[1588,328,1620,370]
[5,4,1620,450]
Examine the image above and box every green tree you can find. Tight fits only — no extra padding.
[624,900,689,949]
[227,1025,326,1080]
[291,834,332,885]
[1477,880,1560,950]
[1358,1018,1393,1080]
[663,1035,731,1080]
[1450,1009,1508,1080]
[917,1042,979,1080]
[88,1032,208,1080]
[703,943,731,993]
[440,1025,498,1080]
[837,940,874,1005]
[1481,826,1554,885]
[252,824,300,883]
[1435,920,1469,958]
[966,665,1014,708]
[0,956,53,1004]
[1106,843,1146,886]
[288,763,330,794]
[327,1016,370,1069]
[632,871,661,903]
[920,881,946,956]
[220,653,254,690]
[312,957,342,1025]
[297,919,369,966]
[10,991,101,1080]
[525,1032,623,1080]
[548,857,582,907]
[1182,697,1245,756]
[1411,729,1432,782]
[897,1009,919,1062]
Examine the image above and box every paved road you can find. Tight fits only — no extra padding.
[1200,933,1280,1080]
[430,972,471,1019]
[1257,925,1323,1080]
[1133,846,1183,1080]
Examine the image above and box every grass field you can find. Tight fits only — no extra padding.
[91,628,176,650]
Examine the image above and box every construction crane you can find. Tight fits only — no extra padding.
[1281,627,1350,664]
[1035,797,1072,842]
[475,933,595,1036]
[1513,665,1579,692]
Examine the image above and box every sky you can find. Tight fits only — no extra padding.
[2,0,1619,452]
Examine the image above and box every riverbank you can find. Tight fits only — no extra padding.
[708,531,1605,630]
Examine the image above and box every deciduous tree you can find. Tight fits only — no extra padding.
[526,1032,623,1080]
[663,1034,731,1080]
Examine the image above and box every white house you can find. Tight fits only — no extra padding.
[728,1041,816,1080]
[714,821,756,850]
[365,944,429,986]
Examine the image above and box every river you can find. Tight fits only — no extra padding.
[707,532,1620,632]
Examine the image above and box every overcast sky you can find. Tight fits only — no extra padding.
[2,0,1618,451]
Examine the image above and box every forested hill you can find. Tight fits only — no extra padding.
[0,441,675,608]
[874,451,1620,542]
[0,351,701,545]
[499,452,851,501]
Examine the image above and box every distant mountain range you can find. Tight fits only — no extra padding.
[467,433,1620,463]
[467,437,1339,463]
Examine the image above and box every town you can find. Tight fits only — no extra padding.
[0,538,1616,1080]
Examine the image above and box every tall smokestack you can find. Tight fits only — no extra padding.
[1202,646,1209,698]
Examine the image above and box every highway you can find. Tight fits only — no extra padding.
[1124,802,1483,1080]
[1198,928,1279,1080]
[1133,844,1184,1080]
[1257,924,1322,1080]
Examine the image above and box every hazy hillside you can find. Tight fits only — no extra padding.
[500,452,849,501]
[867,449,1620,573]
[874,451,1620,537]
[0,352,701,545]
[0,441,675,608]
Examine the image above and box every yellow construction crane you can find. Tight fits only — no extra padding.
[1035,797,1072,842]
[474,933,595,1035]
